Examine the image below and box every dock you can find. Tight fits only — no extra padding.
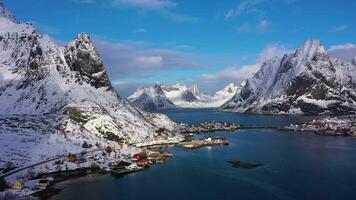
[111,167,145,176]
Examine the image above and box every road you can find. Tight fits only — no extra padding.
[0,149,113,179]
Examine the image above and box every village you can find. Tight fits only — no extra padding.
[178,122,240,135]
[282,116,356,136]
[0,146,174,199]
[0,121,238,199]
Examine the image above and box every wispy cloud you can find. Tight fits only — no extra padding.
[224,0,268,20]
[111,0,176,9]
[224,0,298,20]
[133,28,147,33]
[256,19,270,32]
[72,0,197,22]
[236,23,250,33]
[71,0,95,4]
[330,25,349,33]
[236,20,271,33]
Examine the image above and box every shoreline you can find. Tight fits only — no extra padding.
[2,117,355,199]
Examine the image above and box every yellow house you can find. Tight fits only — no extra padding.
[12,180,24,190]
[38,179,50,188]
[68,154,77,162]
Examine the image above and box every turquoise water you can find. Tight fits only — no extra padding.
[50,109,356,200]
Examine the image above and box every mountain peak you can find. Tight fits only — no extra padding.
[224,83,238,93]
[128,84,176,110]
[64,33,111,88]
[0,0,17,23]
[75,32,91,43]
[294,39,326,60]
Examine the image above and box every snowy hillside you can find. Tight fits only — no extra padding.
[0,2,178,169]
[209,83,241,107]
[221,40,356,114]
[128,84,176,110]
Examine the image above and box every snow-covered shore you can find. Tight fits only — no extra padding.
[284,115,356,136]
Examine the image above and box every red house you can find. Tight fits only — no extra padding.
[132,152,147,161]
[137,159,150,168]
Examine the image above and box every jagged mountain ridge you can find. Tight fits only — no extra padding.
[128,84,176,110]
[221,40,356,114]
[0,5,177,145]
[129,83,240,109]
[0,0,16,23]
[162,83,239,108]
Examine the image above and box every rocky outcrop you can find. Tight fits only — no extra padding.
[64,33,111,89]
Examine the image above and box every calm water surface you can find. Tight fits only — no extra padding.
[51,109,356,200]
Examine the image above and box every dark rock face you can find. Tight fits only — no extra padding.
[180,90,198,102]
[64,33,111,89]
[352,59,356,66]
[0,29,49,89]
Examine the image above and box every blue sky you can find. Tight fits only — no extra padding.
[5,0,356,96]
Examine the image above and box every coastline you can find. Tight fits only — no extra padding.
[1,116,356,199]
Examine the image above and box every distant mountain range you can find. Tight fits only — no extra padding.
[221,40,356,114]
[128,83,240,110]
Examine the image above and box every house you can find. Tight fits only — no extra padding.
[38,179,50,188]
[137,159,150,168]
[68,154,77,162]
[11,180,24,190]
[132,153,147,161]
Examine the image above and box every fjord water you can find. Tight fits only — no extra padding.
[51,109,356,200]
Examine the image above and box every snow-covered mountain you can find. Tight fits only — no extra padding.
[0,1,179,167]
[221,40,356,114]
[159,83,239,108]
[210,83,241,107]
[128,84,176,110]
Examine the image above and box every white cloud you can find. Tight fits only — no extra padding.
[200,65,260,81]
[199,44,292,84]
[328,43,356,61]
[93,39,200,79]
[257,44,292,63]
[135,56,163,67]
